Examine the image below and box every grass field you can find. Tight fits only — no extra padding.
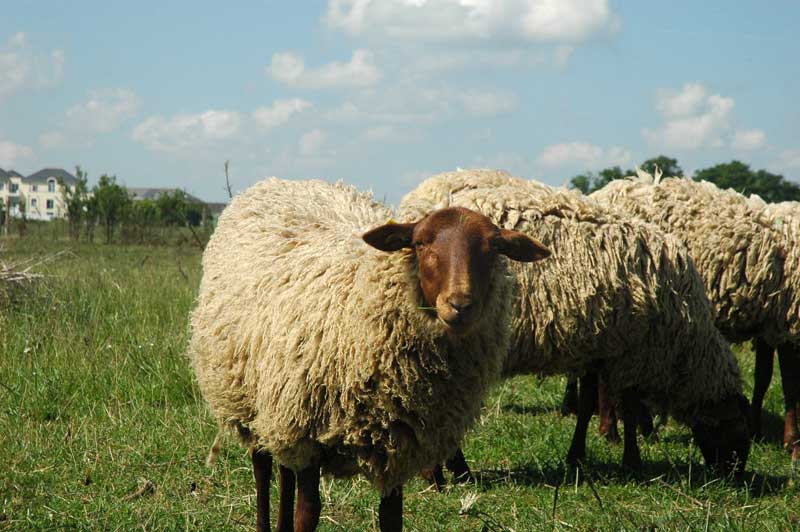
[1,238,799,531]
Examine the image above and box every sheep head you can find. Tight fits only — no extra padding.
[691,393,751,481]
[363,207,550,335]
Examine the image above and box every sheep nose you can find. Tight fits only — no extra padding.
[447,294,472,315]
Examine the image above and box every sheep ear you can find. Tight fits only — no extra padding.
[363,221,416,252]
[494,229,550,262]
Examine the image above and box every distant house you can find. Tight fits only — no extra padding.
[0,167,77,221]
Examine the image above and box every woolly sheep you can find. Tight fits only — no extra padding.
[592,172,800,461]
[189,177,549,531]
[400,169,751,477]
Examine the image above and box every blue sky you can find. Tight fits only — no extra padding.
[2,1,799,204]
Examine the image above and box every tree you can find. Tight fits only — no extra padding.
[61,165,90,241]
[93,175,131,244]
[694,160,800,203]
[640,155,683,177]
[569,166,629,194]
[156,190,188,226]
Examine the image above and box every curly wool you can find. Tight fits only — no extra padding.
[189,178,513,494]
[591,171,798,346]
[400,169,743,425]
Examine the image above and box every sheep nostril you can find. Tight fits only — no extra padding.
[447,295,472,315]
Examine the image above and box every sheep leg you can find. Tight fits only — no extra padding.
[637,404,655,439]
[276,465,296,532]
[621,389,642,473]
[445,448,474,484]
[251,449,272,532]
[597,377,620,444]
[566,372,598,465]
[295,466,321,532]
[561,377,579,416]
[751,337,774,440]
[379,486,403,532]
[777,343,800,453]
[420,464,446,491]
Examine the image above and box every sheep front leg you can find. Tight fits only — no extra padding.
[561,377,579,416]
[751,337,775,440]
[295,466,322,532]
[379,486,403,532]
[777,343,800,456]
[621,389,643,473]
[251,449,272,532]
[277,465,296,532]
[566,372,598,465]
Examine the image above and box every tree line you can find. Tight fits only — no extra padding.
[61,167,212,245]
[568,156,800,203]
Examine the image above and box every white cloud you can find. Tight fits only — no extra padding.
[268,49,381,89]
[252,98,312,129]
[732,128,766,151]
[38,131,65,149]
[536,141,631,169]
[458,89,516,116]
[324,0,619,43]
[776,149,800,170]
[299,129,326,155]
[643,83,735,151]
[0,139,34,167]
[132,110,242,153]
[0,32,64,98]
[65,88,140,133]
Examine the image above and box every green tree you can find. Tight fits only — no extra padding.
[93,175,131,244]
[156,190,188,226]
[694,160,800,203]
[569,166,629,194]
[641,155,683,177]
[61,165,90,241]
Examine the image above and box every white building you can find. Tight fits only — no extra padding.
[0,168,77,221]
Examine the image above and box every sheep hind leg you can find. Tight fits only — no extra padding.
[566,372,598,466]
[379,486,403,532]
[446,448,474,484]
[295,465,322,532]
[751,337,775,440]
[420,464,446,492]
[777,343,800,456]
[621,389,643,474]
[251,448,272,532]
[561,377,579,416]
[597,377,620,444]
[276,465,296,532]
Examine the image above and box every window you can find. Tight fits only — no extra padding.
[0,183,3,191]
[31,198,37,207]
[31,184,38,192]
[10,183,18,193]
[46,199,54,210]
[48,179,56,193]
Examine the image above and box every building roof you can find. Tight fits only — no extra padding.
[127,187,204,204]
[26,168,78,185]
[0,168,8,181]
[8,170,23,178]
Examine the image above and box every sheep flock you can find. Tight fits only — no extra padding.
[189,169,797,532]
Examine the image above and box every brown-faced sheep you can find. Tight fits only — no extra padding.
[189,177,549,531]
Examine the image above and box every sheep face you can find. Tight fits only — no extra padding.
[363,206,550,335]
[691,394,751,480]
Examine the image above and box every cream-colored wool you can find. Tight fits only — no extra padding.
[591,171,798,346]
[400,169,743,425]
[189,178,514,494]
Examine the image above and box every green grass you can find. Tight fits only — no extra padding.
[1,238,799,531]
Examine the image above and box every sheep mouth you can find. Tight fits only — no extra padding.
[438,314,476,336]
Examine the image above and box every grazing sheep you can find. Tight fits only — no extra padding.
[401,169,750,478]
[189,177,549,531]
[592,171,800,461]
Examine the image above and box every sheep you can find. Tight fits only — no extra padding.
[188,177,549,531]
[591,171,800,462]
[400,168,751,479]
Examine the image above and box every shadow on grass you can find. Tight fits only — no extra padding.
[500,402,562,417]
[467,459,791,499]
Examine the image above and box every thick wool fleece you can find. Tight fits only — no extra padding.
[189,178,513,494]
[592,171,798,346]
[400,169,743,425]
